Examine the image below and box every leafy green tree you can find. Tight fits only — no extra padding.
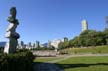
[104,28,108,45]
[69,30,108,48]
[69,36,79,47]
[58,40,69,50]
[58,42,65,49]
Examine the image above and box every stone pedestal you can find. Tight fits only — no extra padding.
[4,38,18,53]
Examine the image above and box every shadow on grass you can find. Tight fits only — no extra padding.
[33,62,108,71]
[55,63,108,70]
[33,62,63,71]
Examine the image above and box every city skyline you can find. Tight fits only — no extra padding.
[0,0,107,44]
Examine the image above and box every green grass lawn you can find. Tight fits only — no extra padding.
[60,45,108,54]
[56,56,108,71]
[34,45,108,71]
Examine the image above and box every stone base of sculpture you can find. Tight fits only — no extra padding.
[4,38,18,53]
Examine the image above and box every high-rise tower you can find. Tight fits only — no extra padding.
[81,19,88,32]
[105,16,108,29]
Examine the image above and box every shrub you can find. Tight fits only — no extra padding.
[0,47,4,53]
[59,50,68,55]
[0,49,34,71]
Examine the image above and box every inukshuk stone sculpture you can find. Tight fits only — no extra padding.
[4,7,20,54]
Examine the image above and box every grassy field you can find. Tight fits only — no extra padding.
[34,46,108,71]
[56,56,108,71]
[59,45,108,54]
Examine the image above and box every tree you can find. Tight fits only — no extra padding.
[104,28,108,45]
[58,42,65,49]
[69,30,108,48]
[69,36,79,47]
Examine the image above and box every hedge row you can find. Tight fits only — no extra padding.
[0,49,34,71]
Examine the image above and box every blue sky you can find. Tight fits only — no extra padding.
[0,0,108,44]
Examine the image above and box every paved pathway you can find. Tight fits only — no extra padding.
[34,54,108,71]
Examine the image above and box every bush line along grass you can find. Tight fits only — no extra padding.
[59,45,108,54]
[0,49,34,71]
